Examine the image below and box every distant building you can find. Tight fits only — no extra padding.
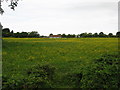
[49,35,61,38]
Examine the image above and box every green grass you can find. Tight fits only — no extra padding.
[2,38,119,88]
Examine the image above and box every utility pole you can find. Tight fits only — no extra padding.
[0,22,2,90]
[0,0,2,89]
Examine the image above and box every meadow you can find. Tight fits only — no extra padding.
[2,38,120,88]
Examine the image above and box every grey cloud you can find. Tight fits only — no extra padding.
[65,2,117,11]
[1,0,118,35]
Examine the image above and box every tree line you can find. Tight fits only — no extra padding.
[2,28,40,38]
[76,32,120,38]
[50,32,120,38]
[2,28,120,38]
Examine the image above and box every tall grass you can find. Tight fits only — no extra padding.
[2,38,119,88]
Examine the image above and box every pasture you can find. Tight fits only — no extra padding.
[2,38,119,88]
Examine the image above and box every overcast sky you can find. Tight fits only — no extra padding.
[0,0,119,36]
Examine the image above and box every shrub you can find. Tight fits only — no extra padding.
[63,73,83,87]
[2,64,56,89]
[24,64,56,88]
[81,54,120,88]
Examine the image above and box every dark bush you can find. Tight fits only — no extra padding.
[24,64,56,88]
[63,73,83,87]
[2,75,25,89]
[80,54,120,88]
[2,64,56,89]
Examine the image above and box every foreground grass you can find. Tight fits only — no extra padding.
[2,38,120,88]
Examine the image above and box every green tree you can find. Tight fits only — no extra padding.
[14,32,20,38]
[87,33,93,37]
[49,33,53,36]
[108,33,113,37]
[11,30,14,37]
[0,0,19,14]
[116,31,120,37]
[77,34,80,38]
[20,32,28,38]
[57,34,61,35]
[61,33,66,38]
[28,31,40,38]
[80,33,88,37]
[2,28,12,37]
[72,34,76,38]
[99,32,106,37]
[67,34,71,38]
[93,33,98,37]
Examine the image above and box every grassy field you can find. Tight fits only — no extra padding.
[2,38,120,88]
